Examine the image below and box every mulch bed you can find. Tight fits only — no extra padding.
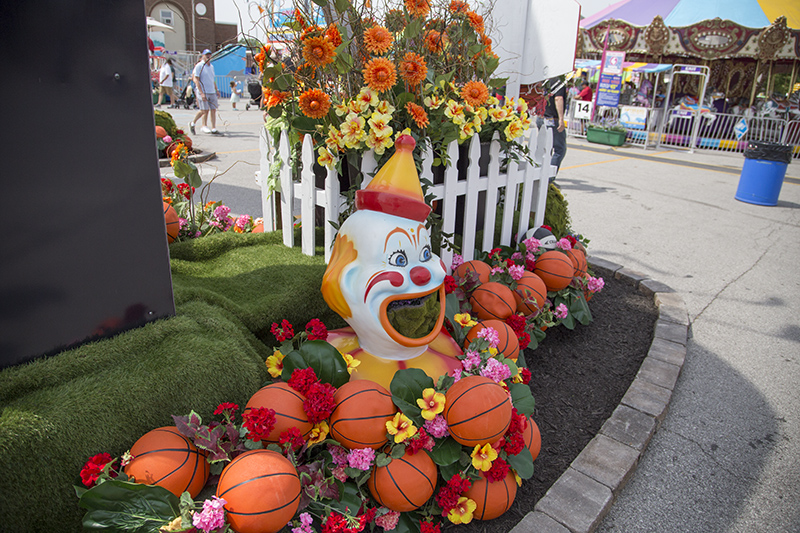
[450,266,659,532]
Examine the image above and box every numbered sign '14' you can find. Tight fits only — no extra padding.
[574,101,593,120]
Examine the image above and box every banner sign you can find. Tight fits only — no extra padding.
[596,73,623,107]
[620,106,648,130]
[680,66,702,73]
[602,51,626,76]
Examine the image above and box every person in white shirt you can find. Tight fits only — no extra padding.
[189,49,220,134]
[155,58,174,108]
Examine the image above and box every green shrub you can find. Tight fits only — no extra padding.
[154,109,178,138]
[543,182,572,238]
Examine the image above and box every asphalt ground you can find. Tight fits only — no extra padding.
[158,102,800,532]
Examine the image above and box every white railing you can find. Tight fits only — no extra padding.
[257,127,554,266]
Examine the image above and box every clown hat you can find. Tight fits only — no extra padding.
[355,135,431,222]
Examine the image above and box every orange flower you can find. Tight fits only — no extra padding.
[302,36,335,68]
[294,8,306,29]
[169,142,186,163]
[424,29,447,53]
[399,52,427,87]
[264,89,290,109]
[362,57,397,93]
[363,25,393,55]
[326,24,342,48]
[449,0,469,14]
[406,102,430,128]
[467,11,485,34]
[254,45,271,71]
[461,80,489,107]
[405,0,431,17]
[298,89,331,119]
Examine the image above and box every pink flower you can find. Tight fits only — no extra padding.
[331,464,348,482]
[477,326,499,349]
[178,217,188,230]
[328,444,349,466]
[424,415,450,438]
[588,276,605,293]
[523,237,540,253]
[554,303,569,319]
[163,135,173,143]
[508,265,525,280]
[376,511,400,531]
[236,214,251,229]
[556,238,572,251]
[511,252,523,263]
[480,357,512,383]
[292,512,314,533]
[347,448,376,471]
[461,350,481,371]
[490,266,505,276]
[451,254,464,270]
[192,496,227,532]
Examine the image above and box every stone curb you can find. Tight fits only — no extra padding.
[510,256,689,533]
[158,150,216,168]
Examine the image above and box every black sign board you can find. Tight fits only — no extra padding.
[0,1,176,367]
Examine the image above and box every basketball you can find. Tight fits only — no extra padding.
[513,272,547,315]
[330,380,397,449]
[469,282,516,321]
[464,469,518,520]
[181,135,193,151]
[444,375,513,446]
[565,248,588,278]
[216,450,301,533]
[252,222,264,233]
[454,260,492,285]
[367,448,437,512]
[520,226,557,250]
[163,202,179,243]
[244,382,312,443]
[522,416,542,461]
[124,426,209,498]
[155,126,168,138]
[533,251,575,292]
[464,320,519,361]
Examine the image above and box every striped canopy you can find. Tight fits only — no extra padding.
[574,59,673,73]
[581,0,799,29]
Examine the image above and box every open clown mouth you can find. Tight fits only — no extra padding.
[385,289,442,340]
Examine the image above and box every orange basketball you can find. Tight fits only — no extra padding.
[330,380,397,449]
[464,320,519,361]
[522,416,542,461]
[463,469,518,520]
[155,126,168,138]
[163,202,179,243]
[513,272,547,316]
[454,260,491,285]
[124,426,209,498]
[469,282,516,321]
[533,251,575,292]
[367,449,437,512]
[244,382,312,443]
[252,223,264,233]
[565,248,588,278]
[216,450,301,533]
[444,375,512,446]
[181,135,193,151]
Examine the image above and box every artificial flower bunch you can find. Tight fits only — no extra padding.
[252,0,532,180]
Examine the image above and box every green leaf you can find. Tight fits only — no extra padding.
[489,77,508,89]
[334,0,350,14]
[301,340,351,387]
[187,168,202,189]
[268,105,284,118]
[439,461,463,481]
[390,369,434,425]
[429,437,461,466]
[509,383,536,417]
[375,453,392,467]
[311,0,328,6]
[395,92,416,109]
[485,55,500,76]
[404,18,423,39]
[390,445,406,459]
[79,479,179,532]
[394,510,423,533]
[291,115,319,134]
[507,446,534,479]
[327,481,363,515]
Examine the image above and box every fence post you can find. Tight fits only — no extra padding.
[439,140,460,268]
[324,163,340,263]
[516,126,539,240]
[258,128,276,232]
[300,135,315,256]
[461,135,482,261]
[482,133,502,253]
[278,132,294,248]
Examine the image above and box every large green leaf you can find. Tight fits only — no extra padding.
[393,510,423,533]
[334,0,350,14]
[509,383,535,417]
[79,480,180,532]
[281,340,349,388]
[325,480,363,515]
[390,369,434,425]
[507,446,534,479]
[311,0,328,6]
[429,437,461,466]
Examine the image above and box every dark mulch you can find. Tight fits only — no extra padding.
[450,266,659,532]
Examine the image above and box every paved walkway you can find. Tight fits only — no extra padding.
[158,106,800,531]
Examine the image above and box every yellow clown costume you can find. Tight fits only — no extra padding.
[321,135,462,390]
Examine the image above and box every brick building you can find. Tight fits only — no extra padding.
[145,0,237,53]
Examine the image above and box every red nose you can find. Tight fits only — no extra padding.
[410,266,431,286]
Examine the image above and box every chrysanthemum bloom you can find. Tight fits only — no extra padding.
[266,349,285,378]
[424,29,446,53]
[399,52,428,87]
[416,388,446,420]
[386,412,418,443]
[362,57,397,93]
[471,442,498,471]
[302,35,335,68]
[461,80,489,107]
[406,102,429,128]
[363,25,393,55]
[449,0,469,14]
[298,89,331,119]
[317,146,335,168]
[466,11,485,34]
[326,24,342,48]
[447,497,477,524]
[405,0,431,17]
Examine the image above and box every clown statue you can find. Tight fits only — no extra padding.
[322,135,462,389]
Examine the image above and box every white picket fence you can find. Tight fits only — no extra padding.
[256,126,554,267]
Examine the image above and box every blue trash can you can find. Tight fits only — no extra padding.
[735,141,792,206]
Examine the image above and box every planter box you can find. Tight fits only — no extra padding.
[587,127,626,146]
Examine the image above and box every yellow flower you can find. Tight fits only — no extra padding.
[317,146,335,168]
[341,112,366,148]
[386,412,417,443]
[489,106,510,121]
[445,99,466,125]
[514,471,522,486]
[416,388,446,420]
[459,121,475,140]
[512,367,525,383]
[504,119,524,141]
[357,87,379,108]
[349,97,369,114]
[471,443,498,471]
[424,93,444,109]
[334,102,350,116]
[368,112,393,139]
[325,126,346,152]
[447,497,477,524]
[376,99,396,115]
[266,349,285,378]
[308,421,329,445]
[488,346,498,357]
[366,129,394,155]
[454,313,477,328]
[341,352,361,374]
[395,127,412,140]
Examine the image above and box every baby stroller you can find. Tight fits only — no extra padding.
[245,79,263,110]
[174,83,195,110]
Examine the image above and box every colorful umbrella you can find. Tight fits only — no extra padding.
[580,0,799,29]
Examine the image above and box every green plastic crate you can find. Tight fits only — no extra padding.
[586,127,626,146]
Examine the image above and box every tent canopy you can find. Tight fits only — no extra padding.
[574,59,672,73]
[580,0,799,29]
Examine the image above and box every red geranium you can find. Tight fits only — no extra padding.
[288,367,319,396]
[303,382,337,424]
[405,428,434,455]
[80,452,116,488]
[505,314,526,335]
[484,457,510,482]
[279,427,305,452]
[213,402,239,416]
[435,473,472,515]
[518,332,531,350]
[443,275,457,294]
[241,407,277,441]
[420,519,441,533]
[271,319,294,342]
[305,318,328,340]
[504,431,525,456]
[519,366,532,384]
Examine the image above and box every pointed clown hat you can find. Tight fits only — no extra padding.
[355,135,431,222]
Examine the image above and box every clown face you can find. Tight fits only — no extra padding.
[322,209,447,360]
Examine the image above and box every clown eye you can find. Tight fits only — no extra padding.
[389,250,408,267]
[420,245,432,262]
